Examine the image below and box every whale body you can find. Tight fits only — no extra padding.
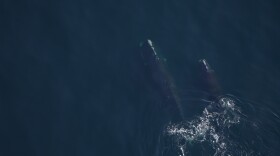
[140,39,184,122]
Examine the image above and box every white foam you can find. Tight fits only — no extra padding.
[166,96,241,156]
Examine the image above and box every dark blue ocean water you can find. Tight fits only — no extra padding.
[1,0,280,155]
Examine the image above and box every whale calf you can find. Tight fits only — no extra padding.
[197,59,222,101]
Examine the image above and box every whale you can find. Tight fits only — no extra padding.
[139,39,184,122]
[197,59,222,101]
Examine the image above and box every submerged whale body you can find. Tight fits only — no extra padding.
[139,39,184,122]
[197,59,222,101]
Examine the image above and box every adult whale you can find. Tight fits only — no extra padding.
[139,39,184,122]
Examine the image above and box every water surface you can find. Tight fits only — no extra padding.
[1,0,280,155]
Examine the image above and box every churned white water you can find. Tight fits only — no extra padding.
[166,96,242,156]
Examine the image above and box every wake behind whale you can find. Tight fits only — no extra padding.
[166,95,243,156]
